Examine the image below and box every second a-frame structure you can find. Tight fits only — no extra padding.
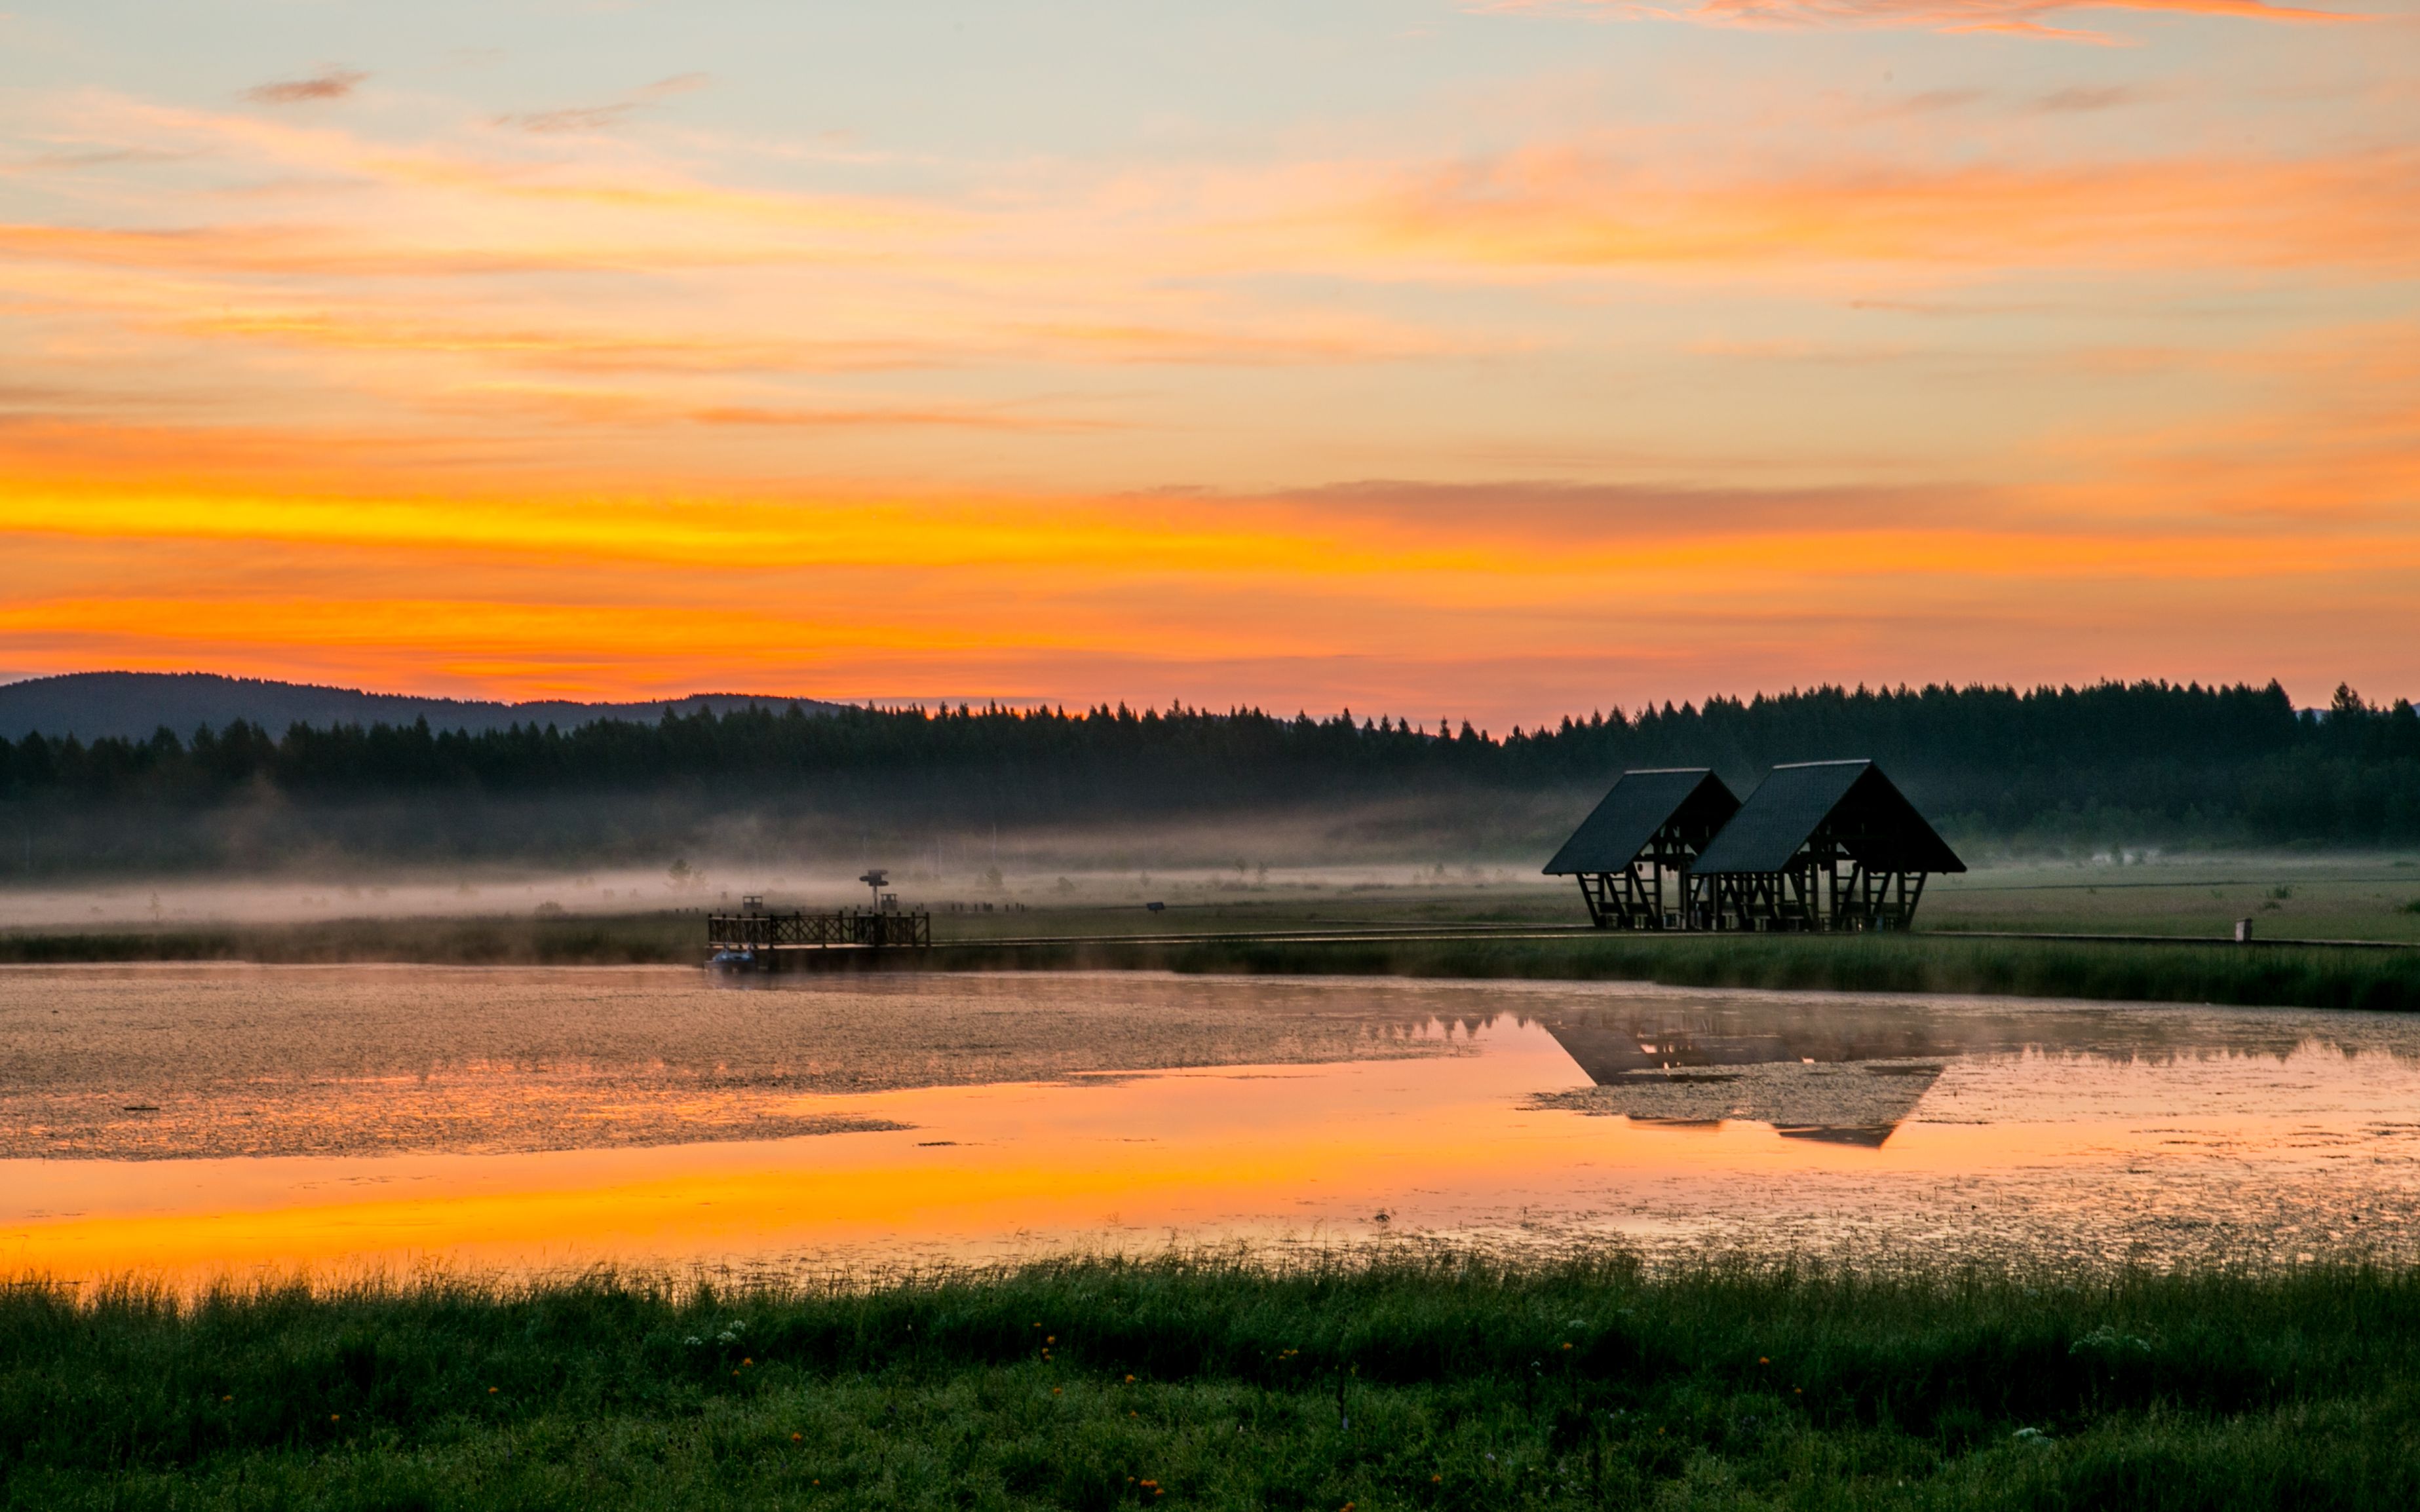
[1541,768,1740,929]
[1687,759,1964,932]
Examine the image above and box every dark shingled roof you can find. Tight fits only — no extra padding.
[1543,768,1741,875]
[1692,760,1965,876]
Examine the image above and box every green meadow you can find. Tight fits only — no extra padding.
[5,855,2417,1011]
[930,932,2420,1013]
[925,856,2420,947]
[6,1255,2420,1511]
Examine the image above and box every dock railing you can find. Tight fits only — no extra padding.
[707,908,932,958]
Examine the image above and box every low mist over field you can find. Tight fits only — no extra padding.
[0,853,1561,932]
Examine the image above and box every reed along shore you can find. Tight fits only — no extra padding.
[934,932,2420,1013]
[5,1253,2419,1510]
[5,917,2418,1011]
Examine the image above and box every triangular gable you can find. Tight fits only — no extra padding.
[1543,768,1741,875]
[1692,760,1963,876]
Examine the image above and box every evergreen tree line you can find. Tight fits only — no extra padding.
[1,679,2416,844]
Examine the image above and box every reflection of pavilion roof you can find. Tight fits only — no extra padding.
[1542,768,1740,875]
[1775,1123,1902,1148]
[1543,1011,1948,1080]
[1537,1013,1948,1146]
[1691,760,1965,877]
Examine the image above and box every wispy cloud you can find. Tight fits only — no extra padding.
[497,104,636,136]
[1491,0,2349,42]
[166,309,924,373]
[242,69,367,105]
[494,73,710,135]
[2034,85,2151,111]
[1298,144,2420,277]
[686,402,1114,432]
[0,220,708,278]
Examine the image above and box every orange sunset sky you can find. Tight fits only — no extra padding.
[1,0,2414,725]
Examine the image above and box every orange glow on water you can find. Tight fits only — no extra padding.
[10,1009,2420,1286]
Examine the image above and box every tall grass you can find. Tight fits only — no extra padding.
[5,1253,2419,1509]
[7,915,2417,1011]
[939,934,2420,1012]
[0,913,697,967]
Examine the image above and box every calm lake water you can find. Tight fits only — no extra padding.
[5,964,2418,1281]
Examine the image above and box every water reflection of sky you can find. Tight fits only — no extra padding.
[3,966,2418,1281]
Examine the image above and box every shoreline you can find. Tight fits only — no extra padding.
[5,918,2419,1010]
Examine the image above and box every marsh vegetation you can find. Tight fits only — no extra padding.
[6,1255,2419,1510]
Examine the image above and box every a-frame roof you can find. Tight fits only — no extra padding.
[1543,768,1741,876]
[1691,759,1965,876]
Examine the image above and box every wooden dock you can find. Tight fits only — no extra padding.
[706,908,932,968]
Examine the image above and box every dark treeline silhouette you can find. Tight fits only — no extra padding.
[1,680,2415,865]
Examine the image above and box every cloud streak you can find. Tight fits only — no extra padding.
[1496,0,2349,41]
[242,69,367,105]
[494,72,711,135]
[1304,146,2420,276]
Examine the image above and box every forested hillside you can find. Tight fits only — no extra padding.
[0,671,834,742]
[0,681,2413,874]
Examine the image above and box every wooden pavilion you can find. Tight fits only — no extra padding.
[1686,759,1963,932]
[1541,768,1741,929]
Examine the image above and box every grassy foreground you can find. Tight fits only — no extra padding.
[5,1255,2420,1511]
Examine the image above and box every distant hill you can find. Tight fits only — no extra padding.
[0,671,841,741]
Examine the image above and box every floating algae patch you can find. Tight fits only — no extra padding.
[7,1084,910,1161]
[0,965,1464,1160]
